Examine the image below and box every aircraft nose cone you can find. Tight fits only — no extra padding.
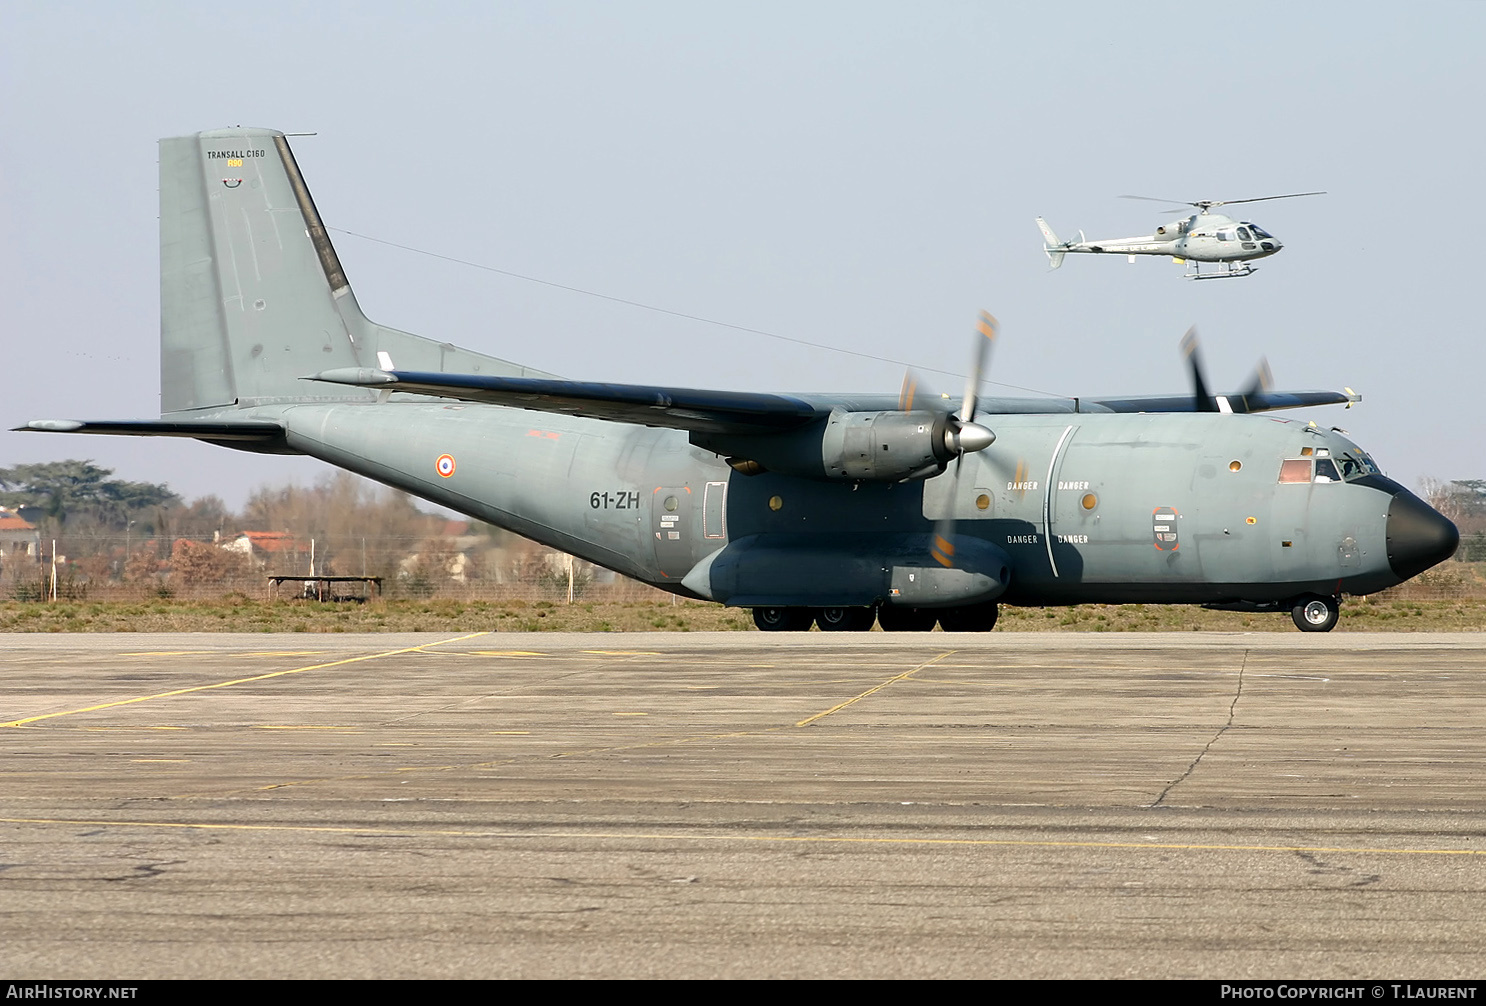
[1386,491,1459,580]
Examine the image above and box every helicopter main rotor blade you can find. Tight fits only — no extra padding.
[1120,192,1324,213]
[1212,191,1326,207]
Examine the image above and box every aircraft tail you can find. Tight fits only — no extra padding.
[159,128,551,416]
[1034,217,1065,269]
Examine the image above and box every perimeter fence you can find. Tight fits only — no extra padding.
[0,533,674,604]
[2,533,1483,604]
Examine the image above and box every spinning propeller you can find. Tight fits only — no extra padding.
[1181,326,1276,414]
[899,311,999,568]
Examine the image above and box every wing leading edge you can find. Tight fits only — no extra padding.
[308,369,824,434]
[307,368,1358,429]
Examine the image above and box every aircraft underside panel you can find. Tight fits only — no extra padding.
[700,533,1010,609]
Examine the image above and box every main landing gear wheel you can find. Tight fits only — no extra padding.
[814,607,876,631]
[876,606,939,632]
[936,602,999,632]
[1291,594,1340,633]
[752,607,814,632]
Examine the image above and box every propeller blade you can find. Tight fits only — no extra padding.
[961,311,997,423]
[931,312,1001,571]
[1248,357,1274,394]
[898,371,919,412]
[1229,357,1274,414]
[1180,327,1219,413]
[930,517,957,568]
[900,370,953,417]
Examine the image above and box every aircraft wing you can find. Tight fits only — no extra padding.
[309,369,824,434]
[1087,389,1359,414]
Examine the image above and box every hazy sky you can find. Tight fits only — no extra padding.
[3,2,1482,507]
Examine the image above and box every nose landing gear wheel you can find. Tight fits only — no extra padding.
[752,607,814,632]
[814,607,876,631]
[1291,594,1340,633]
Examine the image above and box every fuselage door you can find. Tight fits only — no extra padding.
[652,486,694,579]
[703,480,728,540]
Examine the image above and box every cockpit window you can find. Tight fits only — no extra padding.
[1237,226,1252,241]
[1246,223,1273,239]
[1314,459,1340,483]
[1278,459,1312,483]
[1336,451,1382,480]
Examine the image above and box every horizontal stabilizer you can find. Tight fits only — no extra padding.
[14,419,294,454]
[15,419,286,440]
[307,369,823,434]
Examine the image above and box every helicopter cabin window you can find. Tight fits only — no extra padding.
[1278,459,1313,484]
[1314,459,1341,483]
[1247,223,1273,239]
[1217,230,1233,242]
[1237,226,1252,241]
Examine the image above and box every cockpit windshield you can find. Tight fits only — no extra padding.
[1336,450,1381,481]
[1244,222,1273,239]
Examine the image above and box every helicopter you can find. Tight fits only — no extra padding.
[1037,192,1325,279]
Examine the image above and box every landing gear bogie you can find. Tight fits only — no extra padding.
[752,606,814,632]
[877,605,939,632]
[936,602,999,632]
[814,606,876,632]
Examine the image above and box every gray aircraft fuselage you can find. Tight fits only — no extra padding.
[247,399,1437,609]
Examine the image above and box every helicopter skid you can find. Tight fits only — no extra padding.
[1187,261,1257,280]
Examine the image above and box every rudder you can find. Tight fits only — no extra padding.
[159,127,551,416]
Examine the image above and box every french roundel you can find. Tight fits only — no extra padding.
[436,454,456,478]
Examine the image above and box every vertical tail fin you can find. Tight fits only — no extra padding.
[159,127,551,416]
[1034,217,1065,269]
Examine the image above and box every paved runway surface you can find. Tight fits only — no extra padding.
[3,631,1484,978]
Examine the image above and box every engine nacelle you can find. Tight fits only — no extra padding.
[698,408,993,483]
[1155,218,1191,238]
[820,409,951,481]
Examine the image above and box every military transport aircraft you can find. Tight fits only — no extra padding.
[1037,192,1325,279]
[16,130,1456,632]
